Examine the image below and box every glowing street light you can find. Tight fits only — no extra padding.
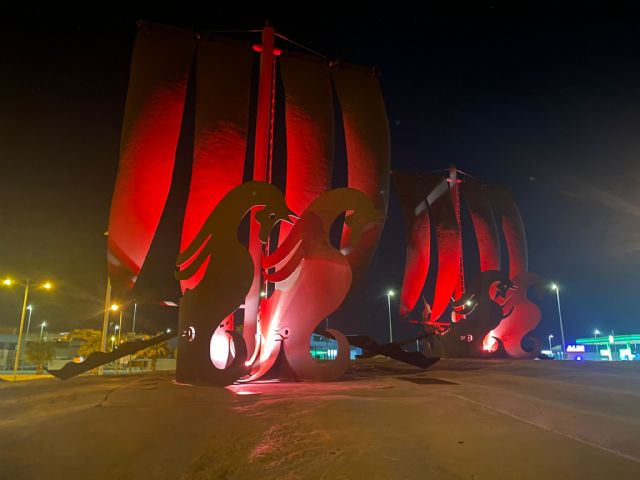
[550,283,566,359]
[594,329,601,339]
[166,328,172,334]
[2,277,54,381]
[386,290,395,343]
[40,321,47,341]
[548,334,554,352]
[110,303,119,311]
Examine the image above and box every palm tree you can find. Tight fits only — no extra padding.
[133,337,172,372]
[63,328,102,357]
[25,342,56,374]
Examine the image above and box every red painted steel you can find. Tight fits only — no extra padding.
[461,179,501,272]
[179,37,253,293]
[245,24,276,356]
[279,53,335,242]
[107,23,196,296]
[331,65,390,284]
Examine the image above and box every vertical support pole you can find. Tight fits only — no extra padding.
[449,164,464,303]
[556,288,566,359]
[132,302,138,333]
[117,311,123,345]
[99,276,112,375]
[12,279,30,382]
[245,23,276,357]
[387,293,393,343]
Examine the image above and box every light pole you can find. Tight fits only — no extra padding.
[551,283,566,359]
[593,329,600,340]
[98,276,113,375]
[39,321,47,341]
[386,290,395,343]
[21,305,34,367]
[132,302,138,334]
[548,334,554,353]
[25,305,33,337]
[2,278,53,381]
[117,311,123,346]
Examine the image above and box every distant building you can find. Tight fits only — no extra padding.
[310,333,362,360]
[574,334,640,361]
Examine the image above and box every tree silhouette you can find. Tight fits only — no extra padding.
[25,342,55,374]
[133,337,172,372]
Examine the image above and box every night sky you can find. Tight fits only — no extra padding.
[2,6,640,344]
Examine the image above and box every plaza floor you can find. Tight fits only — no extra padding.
[1,358,639,479]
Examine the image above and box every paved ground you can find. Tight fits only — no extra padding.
[1,358,639,479]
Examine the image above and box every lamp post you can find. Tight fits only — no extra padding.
[132,302,138,334]
[593,329,600,340]
[386,290,395,343]
[2,278,53,381]
[25,305,33,337]
[98,276,113,375]
[117,311,123,346]
[21,305,34,367]
[39,321,47,341]
[548,334,554,353]
[551,283,566,359]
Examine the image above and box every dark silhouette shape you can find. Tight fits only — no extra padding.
[48,332,176,380]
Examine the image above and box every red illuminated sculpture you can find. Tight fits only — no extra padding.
[395,168,544,359]
[84,21,544,387]
[103,22,392,385]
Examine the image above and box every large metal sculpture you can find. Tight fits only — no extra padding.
[395,168,544,359]
[54,22,548,385]
[100,22,411,386]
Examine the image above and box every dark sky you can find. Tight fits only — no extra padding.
[2,5,640,344]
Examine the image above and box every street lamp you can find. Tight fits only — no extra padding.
[116,310,123,345]
[26,305,33,336]
[386,290,395,343]
[2,278,53,381]
[551,283,566,359]
[548,334,554,353]
[39,321,47,341]
[21,305,34,367]
[593,329,600,339]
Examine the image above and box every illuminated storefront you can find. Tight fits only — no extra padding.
[575,334,640,361]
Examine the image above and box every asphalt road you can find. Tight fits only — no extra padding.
[1,358,639,479]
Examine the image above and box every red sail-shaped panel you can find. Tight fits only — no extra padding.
[461,179,501,272]
[280,53,335,242]
[394,172,437,317]
[331,64,390,283]
[179,37,253,293]
[107,23,196,296]
[427,177,461,323]
[490,187,528,279]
